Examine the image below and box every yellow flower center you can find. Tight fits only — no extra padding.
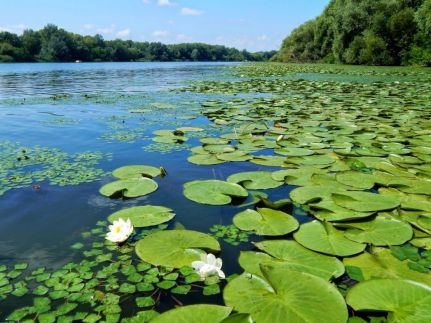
[114,225,122,233]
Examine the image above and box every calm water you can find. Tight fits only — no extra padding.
[1,62,292,318]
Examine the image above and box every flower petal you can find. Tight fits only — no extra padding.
[192,261,205,270]
[216,268,225,279]
[206,253,217,266]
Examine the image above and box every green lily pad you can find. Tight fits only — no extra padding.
[290,186,345,205]
[309,200,374,221]
[332,191,400,212]
[339,216,413,246]
[233,208,299,236]
[347,279,431,322]
[188,154,226,165]
[200,138,230,145]
[150,304,232,323]
[112,165,161,179]
[220,313,252,323]
[99,178,158,198]
[272,167,327,186]
[183,180,248,205]
[224,266,348,323]
[227,171,283,190]
[275,147,314,157]
[335,171,375,189]
[344,247,431,286]
[203,144,236,154]
[239,240,344,280]
[135,230,220,268]
[108,205,175,228]
[294,221,366,256]
[216,151,252,162]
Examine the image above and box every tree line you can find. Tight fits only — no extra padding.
[0,24,276,63]
[273,0,431,66]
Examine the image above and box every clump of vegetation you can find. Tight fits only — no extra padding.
[0,24,275,63]
[274,0,431,66]
[0,141,111,196]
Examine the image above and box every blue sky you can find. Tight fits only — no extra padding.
[0,0,329,51]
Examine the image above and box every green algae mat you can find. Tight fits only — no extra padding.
[1,62,431,323]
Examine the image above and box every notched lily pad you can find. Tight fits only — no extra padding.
[227,171,283,190]
[112,165,161,179]
[183,180,248,205]
[108,205,175,227]
[224,266,348,323]
[347,279,431,322]
[99,178,158,198]
[135,230,220,268]
[233,208,299,236]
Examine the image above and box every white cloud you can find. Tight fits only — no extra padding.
[257,34,269,41]
[116,28,131,38]
[158,0,176,6]
[96,25,116,35]
[181,7,203,16]
[176,34,192,42]
[152,30,169,38]
[81,24,118,36]
[0,24,27,34]
[83,24,95,30]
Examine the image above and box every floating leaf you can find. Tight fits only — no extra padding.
[335,171,375,189]
[239,240,344,280]
[188,154,226,165]
[224,266,348,323]
[150,304,232,323]
[108,205,175,228]
[112,165,161,179]
[136,230,220,268]
[347,279,431,322]
[332,191,400,212]
[339,216,413,246]
[294,221,366,256]
[344,247,431,286]
[99,178,158,198]
[233,208,298,236]
[227,171,283,190]
[183,180,248,205]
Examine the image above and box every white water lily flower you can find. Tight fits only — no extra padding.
[106,218,133,243]
[192,253,225,279]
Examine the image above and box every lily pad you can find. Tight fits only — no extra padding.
[135,230,220,268]
[150,304,232,323]
[272,167,327,186]
[227,171,283,190]
[344,247,431,285]
[108,205,175,228]
[335,171,375,189]
[290,186,345,205]
[100,178,158,198]
[188,154,226,165]
[233,208,299,236]
[332,191,400,212]
[184,180,248,205]
[224,266,348,323]
[347,279,431,322]
[339,216,413,246]
[294,220,366,256]
[239,240,344,280]
[112,165,161,179]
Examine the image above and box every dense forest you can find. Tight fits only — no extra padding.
[274,0,431,66]
[0,24,275,63]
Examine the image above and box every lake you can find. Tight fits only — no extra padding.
[1,62,431,322]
